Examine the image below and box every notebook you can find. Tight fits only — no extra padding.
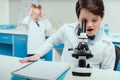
[12,60,70,80]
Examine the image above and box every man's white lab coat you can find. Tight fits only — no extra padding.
[35,22,115,69]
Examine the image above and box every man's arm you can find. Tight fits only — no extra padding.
[20,25,66,63]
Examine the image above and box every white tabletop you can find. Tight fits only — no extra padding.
[0,26,27,35]
[1,55,120,80]
[64,68,120,80]
[0,55,29,80]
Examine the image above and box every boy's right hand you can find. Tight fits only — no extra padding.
[19,57,32,63]
[19,54,40,63]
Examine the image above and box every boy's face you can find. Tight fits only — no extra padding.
[78,9,103,36]
[32,8,42,22]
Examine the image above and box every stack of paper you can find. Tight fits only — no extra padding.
[12,61,69,80]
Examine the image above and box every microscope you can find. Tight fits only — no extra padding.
[69,19,93,77]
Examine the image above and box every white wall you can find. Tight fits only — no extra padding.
[0,0,9,24]
[0,0,19,25]
[40,0,77,30]
[9,0,19,24]
[103,0,120,34]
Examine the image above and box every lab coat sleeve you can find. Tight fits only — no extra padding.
[101,43,115,70]
[34,25,66,57]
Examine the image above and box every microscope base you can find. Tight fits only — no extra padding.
[71,68,91,77]
[72,71,91,76]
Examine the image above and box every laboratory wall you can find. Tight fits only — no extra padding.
[39,0,77,30]
[103,0,120,34]
[0,0,9,24]
[0,0,120,34]
[9,0,19,24]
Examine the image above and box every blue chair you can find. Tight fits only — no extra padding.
[116,59,120,71]
[114,46,120,71]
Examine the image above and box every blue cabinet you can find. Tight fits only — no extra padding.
[0,33,55,59]
[13,35,27,58]
[0,33,12,56]
[0,33,27,57]
[43,50,52,61]
[0,33,12,44]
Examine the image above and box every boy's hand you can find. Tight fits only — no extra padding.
[40,10,46,20]
[19,54,40,63]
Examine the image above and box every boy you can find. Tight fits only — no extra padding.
[22,4,52,56]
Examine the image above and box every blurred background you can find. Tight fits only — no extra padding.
[0,0,120,34]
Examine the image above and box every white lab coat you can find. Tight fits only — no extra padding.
[22,16,52,54]
[35,22,115,70]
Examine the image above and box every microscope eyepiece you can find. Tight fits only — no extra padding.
[81,19,87,33]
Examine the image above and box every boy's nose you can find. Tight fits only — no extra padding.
[87,22,93,27]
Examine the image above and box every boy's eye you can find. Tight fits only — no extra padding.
[92,19,97,22]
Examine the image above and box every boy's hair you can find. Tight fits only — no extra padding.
[31,4,36,8]
[31,4,42,10]
[75,0,104,18]
[37,5,42,10]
